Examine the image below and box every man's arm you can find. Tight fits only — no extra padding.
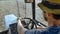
[17,18,41,34]
[17,18,27,34]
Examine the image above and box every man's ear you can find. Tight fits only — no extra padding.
[47,13,52,17]
[46,13,53,20]
[44,12,53,20]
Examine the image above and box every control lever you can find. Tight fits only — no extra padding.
[9,23,18,34]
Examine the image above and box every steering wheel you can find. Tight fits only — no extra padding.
[20,18,47,29]
[21,18,37,29]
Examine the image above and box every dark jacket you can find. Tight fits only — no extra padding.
[24,26,60,34]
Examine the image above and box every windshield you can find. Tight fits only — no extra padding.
[0,0,33,31]
[0,0,48,32]
[0,0,17,31]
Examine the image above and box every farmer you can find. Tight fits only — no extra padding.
[18,0,60,34]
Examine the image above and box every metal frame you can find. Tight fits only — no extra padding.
[32,0,35,20]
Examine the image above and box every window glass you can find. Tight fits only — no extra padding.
[0,0,48,31]
[0,0,26,31]
[35,0,48,26]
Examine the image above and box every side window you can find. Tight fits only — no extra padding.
[35,0,48,26]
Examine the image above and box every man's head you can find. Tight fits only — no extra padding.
[38,0,60,26]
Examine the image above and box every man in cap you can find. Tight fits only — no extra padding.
[18,0,60,34]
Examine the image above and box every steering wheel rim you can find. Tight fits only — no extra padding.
[21,18,37,29]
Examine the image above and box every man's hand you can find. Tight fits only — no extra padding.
[17,18,24,34]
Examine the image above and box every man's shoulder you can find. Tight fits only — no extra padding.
[40,26,60,34]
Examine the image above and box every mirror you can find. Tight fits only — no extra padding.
[25,0,33,3]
